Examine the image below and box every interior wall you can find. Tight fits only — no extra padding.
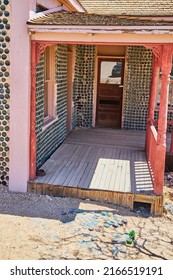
[72,45,96,128]
[123,46,153,130]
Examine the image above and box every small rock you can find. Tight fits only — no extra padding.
[95,228,101,232]
[93,250,100,255]
[112,238,120,244]
[119,248,126,253]
[116,234,122,238]
[80,245,88,249]
[91,237,99,241]
[107,212,113,217]
[112,223,119,228]
[101,211,107,216]
[83,233,90,237]
[74,228,81,232]
[104,223,110,228]
[129,250,136,255]
[167,174,173,181]
[100,243,108,248]
[94,214,99,219]
[164,201,170,206]
[91,234,97,238]
[112,249,118,255]
[46,195,53,201]
[119,240,126,245]
[118,221,124,226]
[122,219,128,224]
[113,244,121,248]
[88,227,95,231]
[113,238,126,245]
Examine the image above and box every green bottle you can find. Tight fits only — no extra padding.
[129,230,135,240]
[126,238,133,245]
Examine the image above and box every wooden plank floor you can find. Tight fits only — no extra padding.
[34,128,154,194]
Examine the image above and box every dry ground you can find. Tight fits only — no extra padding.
[0,186,173,260]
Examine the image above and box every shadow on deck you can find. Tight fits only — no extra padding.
[28,128,164,215]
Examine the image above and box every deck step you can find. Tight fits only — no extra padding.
[27,182,163,216]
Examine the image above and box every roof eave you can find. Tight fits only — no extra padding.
[60,0,85,12]
[27,24,173,34]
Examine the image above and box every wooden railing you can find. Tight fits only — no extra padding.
[146,119,173,195]
[153,120,173,153]
[145,120,158,183]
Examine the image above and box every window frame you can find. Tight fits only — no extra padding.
[43,45,57,128]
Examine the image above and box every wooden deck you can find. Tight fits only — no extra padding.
[33,128,153,194]
[28,128,165,215]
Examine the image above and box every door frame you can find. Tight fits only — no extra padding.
[94,56,125,128]
[67,45,75,133]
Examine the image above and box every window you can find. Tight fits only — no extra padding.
[43,46,56,126]
[36,4,47,13]
[100,61,123,84]
[156,67,173,110]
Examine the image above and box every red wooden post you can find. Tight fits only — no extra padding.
[29,41,56,180]
[154,45,173,195]
[29,41,37,180]
[145,56,160,153]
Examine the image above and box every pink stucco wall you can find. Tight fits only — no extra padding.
[9,0,71,193]
[9,1,33,192]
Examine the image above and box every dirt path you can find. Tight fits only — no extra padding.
[0,186,172,260]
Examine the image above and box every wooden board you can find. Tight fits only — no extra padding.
[27,182,163,216]
[34,128,153,195]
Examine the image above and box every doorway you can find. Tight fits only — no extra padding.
[96,58,125,128]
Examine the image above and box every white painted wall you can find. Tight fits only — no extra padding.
[9,0,32,192]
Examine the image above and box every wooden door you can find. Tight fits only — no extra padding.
[96,58,125,128]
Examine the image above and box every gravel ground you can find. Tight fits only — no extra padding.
[0,186,173,260]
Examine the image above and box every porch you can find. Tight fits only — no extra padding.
[28,128,166,215]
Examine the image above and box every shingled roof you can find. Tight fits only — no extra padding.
[76,0,173,16]
[28,11,173,26]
